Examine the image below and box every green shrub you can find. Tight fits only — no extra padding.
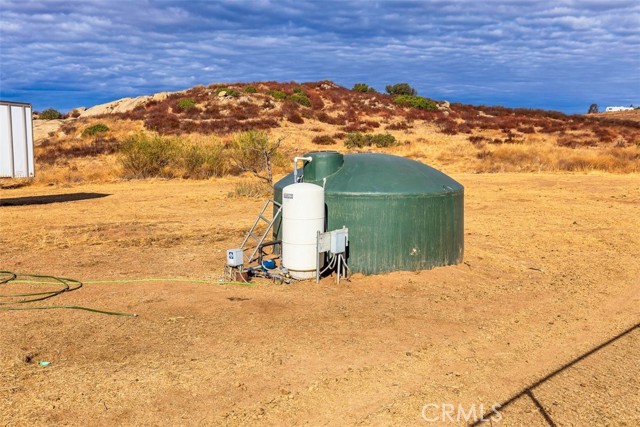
[119,133,229,179]
[385,83,417,96]
[39,108,63,120]
[345,132,397,148]
[82,123,109,136]
[244,85,258,93]
[292,87,305,95]
[181,144,227,179]
[215,87,240,97]
[393,95,437,110]
[119,133,179,179]
[345,133,367,148]
[177,98,197,111]
[289,92,311,107]
[268,90,287,101]
[352,83,377,93]
[369,133,397,147]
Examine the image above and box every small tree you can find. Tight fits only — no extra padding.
[385,83,417,96]
[588,104,599,114]
[352,83,377,93]
[230,130,283,184]
[39,108,63,120]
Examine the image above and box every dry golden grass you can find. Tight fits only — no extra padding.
[3,175,639,426]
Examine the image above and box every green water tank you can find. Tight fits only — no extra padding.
[273,151,464,275]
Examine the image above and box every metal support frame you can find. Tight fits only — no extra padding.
[240,199,282,265]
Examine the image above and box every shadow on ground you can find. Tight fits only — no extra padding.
[469,322,640,426]
[0,193,110,206]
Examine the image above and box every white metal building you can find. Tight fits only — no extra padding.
[0,100,35,178]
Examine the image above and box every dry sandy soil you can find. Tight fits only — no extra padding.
[1,173,639,426]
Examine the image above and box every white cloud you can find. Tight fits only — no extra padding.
[0,0,637,112]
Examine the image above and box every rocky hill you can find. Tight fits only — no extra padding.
[27,80,640,185]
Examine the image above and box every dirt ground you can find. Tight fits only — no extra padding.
[1,173,638,426]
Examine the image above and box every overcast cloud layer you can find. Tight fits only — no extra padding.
[1,0,638,113]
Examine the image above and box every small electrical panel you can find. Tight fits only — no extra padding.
[330,228,348,254]
[226,248,244,267]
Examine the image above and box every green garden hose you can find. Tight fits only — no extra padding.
[0,271,254,316]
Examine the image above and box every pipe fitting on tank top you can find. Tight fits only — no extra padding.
[293,156,312,183]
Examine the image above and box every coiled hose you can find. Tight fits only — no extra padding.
[0,271,254,317]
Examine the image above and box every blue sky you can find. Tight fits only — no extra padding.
[1,0,638,113]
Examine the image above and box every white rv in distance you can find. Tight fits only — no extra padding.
[605,106,634,112]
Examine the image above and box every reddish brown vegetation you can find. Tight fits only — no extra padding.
[104,80,640,154]
[36,137,121,165]
[311,135,336,145]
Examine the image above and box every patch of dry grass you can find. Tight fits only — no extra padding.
[474,143,640,173]
[228,181,273,198]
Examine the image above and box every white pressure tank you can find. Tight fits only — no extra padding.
[282,182,325,279]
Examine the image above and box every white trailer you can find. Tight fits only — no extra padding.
[605,106,634,112]
[0,100,35,178]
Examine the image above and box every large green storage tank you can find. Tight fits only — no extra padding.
[273,151,463,275]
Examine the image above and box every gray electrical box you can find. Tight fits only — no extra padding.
[0,101,35,178]
[330,228,348,254]
[226,248,244,267]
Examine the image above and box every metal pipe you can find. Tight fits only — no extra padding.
[293,156,312,183]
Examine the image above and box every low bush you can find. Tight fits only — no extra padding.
[344,133,367,148]
[119,133,179,178]
[370,133,397,147]
[386,121,413,131]
[144,112,181,133]
[119,133,229,179]
[244,85,258,93]
[290,92,311,107]
[316,111,342,125]
[393,95,438,111]
[180,143,228,179]
[82,123,110,137]
[312,135,336,145]
[39,108,63,120]
[287,112,304,123]
[177,98,197,111]
[269,90,287,100]
[468,135,489,146]
[517,126,536,134]
[36,137,121,165]
[60,122,77,135]
[437,119,459,135]
[345,132,397,148]
[306,90,325,110]
[343,122,370,133]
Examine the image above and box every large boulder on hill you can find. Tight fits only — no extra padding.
[80,92,172,117]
